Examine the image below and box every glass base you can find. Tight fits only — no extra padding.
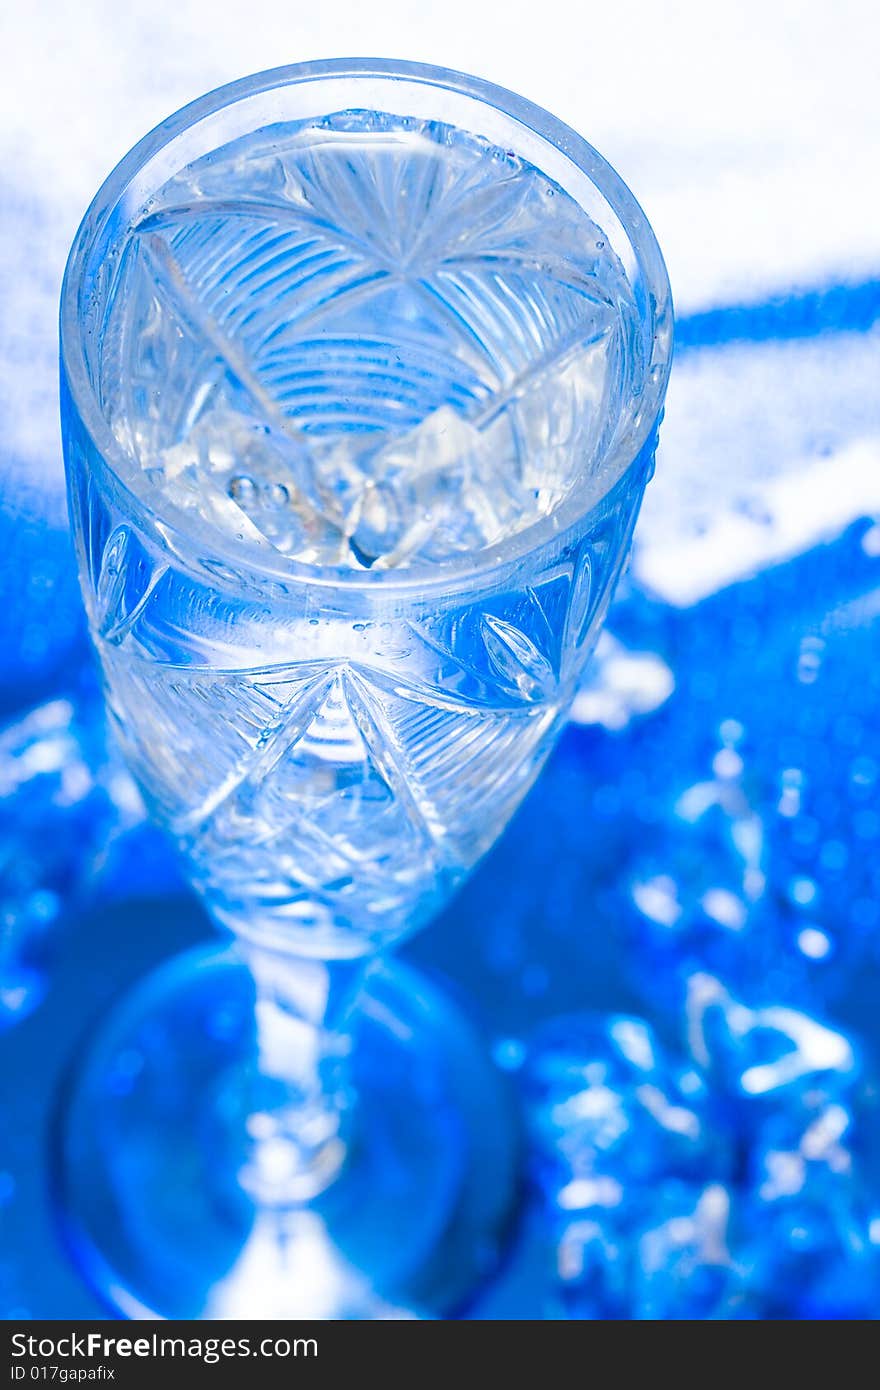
[55,945,519,1318]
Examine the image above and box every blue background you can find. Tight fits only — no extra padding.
[1,3,880,1318]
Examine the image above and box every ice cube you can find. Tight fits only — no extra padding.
[342,336,611,570]
[151,400,352,565]
[684,972,857,1107]
[347,405,504,566]
[744,1093,880,1317]
[478,313,619,499]
[522,1011,715,1203]
[111,231,352,564]
[0,698,144,1028]
[634,1181,748,1319]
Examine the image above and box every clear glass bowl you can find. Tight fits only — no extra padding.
[58,57,672,1318]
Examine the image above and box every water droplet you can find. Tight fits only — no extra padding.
[228,475,256,504]
[798,927,832,960]
[701,888,747,930]
[492,1037,526,1071]
[713,748,743,780]
[719,719,744,746]
[851,756,878,788]
[265,482,290,510]
[789,877,818,908]
[778,767,805,818]
[797,637,825,684]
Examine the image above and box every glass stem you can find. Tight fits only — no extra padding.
[238,944,365,1207]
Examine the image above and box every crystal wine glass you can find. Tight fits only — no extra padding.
[58,58,672,1318]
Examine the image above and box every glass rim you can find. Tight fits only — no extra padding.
[60,56,673,596]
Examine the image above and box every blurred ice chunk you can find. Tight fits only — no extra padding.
[745,1093,880,1317]
[634,1181,748,1319]
[549,1213,629,1318]
[522,1012,714,1207]
[521,1012,759,1318]
[0,700,107,1023]
[550,1186,749,1320]
[521,995,869,1318]
[684,973,857,1105]
[0,696,167,1028]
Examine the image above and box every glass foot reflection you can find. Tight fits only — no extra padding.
[57,946,518,1318]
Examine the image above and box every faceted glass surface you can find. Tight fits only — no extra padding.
[57,60,671,1320]
[63,68,667,960]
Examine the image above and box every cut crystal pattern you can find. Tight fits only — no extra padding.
[97,111,634,573]
[65,108,654,954]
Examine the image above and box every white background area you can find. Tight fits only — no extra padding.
[3,1,877,307]
[1,1,878,583]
